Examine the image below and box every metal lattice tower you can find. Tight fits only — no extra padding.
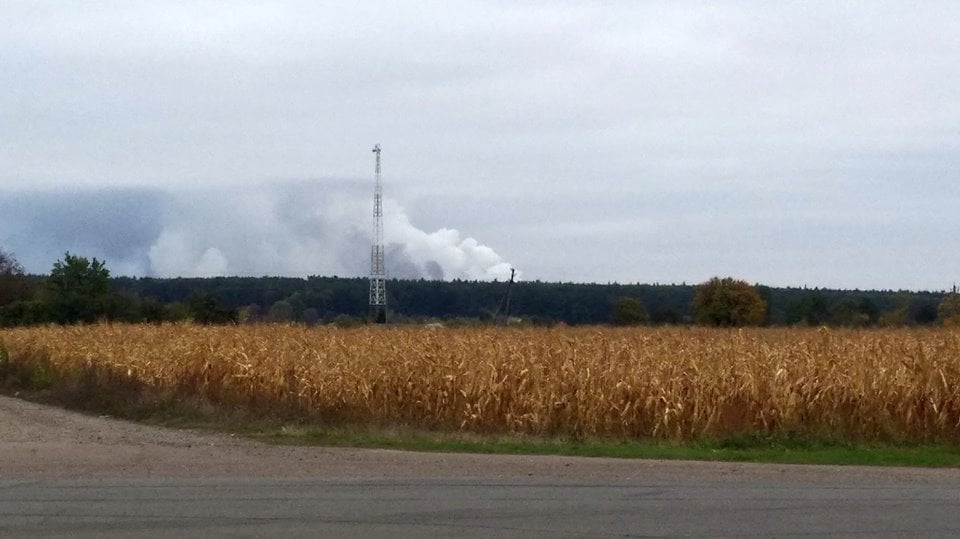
[369,144,387,323]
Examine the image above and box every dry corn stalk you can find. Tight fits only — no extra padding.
[2,324,959,442]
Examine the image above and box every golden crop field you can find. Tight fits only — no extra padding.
[2,324,960,442]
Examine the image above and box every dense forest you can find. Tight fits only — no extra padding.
[1,250,958,327]
[109,275,952,326]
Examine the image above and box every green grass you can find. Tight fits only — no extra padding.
[239,423,960,468]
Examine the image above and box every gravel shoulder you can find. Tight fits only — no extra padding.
[3,394,959,484]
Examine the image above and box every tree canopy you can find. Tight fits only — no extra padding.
[939,292,960,326]
[692,277,767,327]
[43,252,111,324]
[188,292,239,325]
[0,253,955,328]
[611,297,649,326]
[0,249,31,306]
[0,249,23,276]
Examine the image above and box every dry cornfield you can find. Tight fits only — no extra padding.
[3,324,960,442]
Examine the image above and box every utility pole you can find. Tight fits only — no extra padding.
[369,144,387,323]
[495,268,516,326]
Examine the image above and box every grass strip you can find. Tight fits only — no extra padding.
[243,423,960,468]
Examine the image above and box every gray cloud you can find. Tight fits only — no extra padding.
[2,2,959,289]
[0,182,514,281]
[0,188,166,275]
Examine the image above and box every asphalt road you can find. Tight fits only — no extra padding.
[3,395,960,537]
[5,476,960,538]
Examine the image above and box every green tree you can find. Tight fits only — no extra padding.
[140,297,168,323]
[188,292,238,325]
[785,292,828,326]
[914,301,939,325]
[611,297,649,326]
[42,252,111,324]
[100,291,144,323]
[939,291,960,327]
[878,294,911,327]
[0,248,24,277]
[692,277,767,327]
[828,297,871,327]
[302,307,321,326]
[0,248,34,306]
[164,302,190,322]
[267,300,295,323]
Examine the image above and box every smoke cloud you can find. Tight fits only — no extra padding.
[1,182,514,281]
[386,201,513,280]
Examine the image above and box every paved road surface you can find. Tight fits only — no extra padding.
[3,395,960,537]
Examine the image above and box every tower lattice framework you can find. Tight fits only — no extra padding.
[369,144,387,323]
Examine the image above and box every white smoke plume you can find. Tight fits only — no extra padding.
[385,200,513,281]
[144,182,514,281]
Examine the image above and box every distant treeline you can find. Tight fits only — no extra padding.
[2,249,957,327]
[110,275,951,327]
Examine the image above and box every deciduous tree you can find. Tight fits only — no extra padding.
[692,277,767,327]
[939,292,960,326]
[42,252,111,323]
[0,248,33,306]
[188,292,238,324]
[611,297,649,326]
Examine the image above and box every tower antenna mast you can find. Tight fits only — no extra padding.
[369,144,387,323]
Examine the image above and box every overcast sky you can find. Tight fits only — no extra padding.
[2,1,959,290]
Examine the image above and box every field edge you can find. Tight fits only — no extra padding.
[4,387,960,469]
